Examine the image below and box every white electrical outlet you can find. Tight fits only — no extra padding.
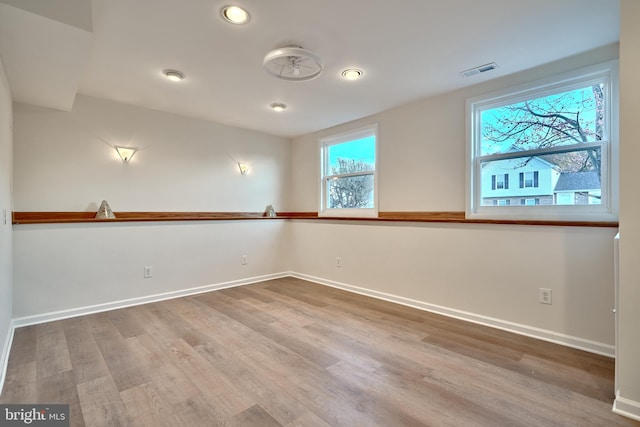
[241,255,248,265]
[336,257,341,267]
[144,266,153,278]
[539,288,552,305]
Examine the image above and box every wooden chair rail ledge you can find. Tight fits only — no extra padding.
[12,211,619,227]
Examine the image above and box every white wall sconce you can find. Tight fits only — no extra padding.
[163,69,185,82]
[237,162,250,175]
[270,103,287,112]
[115,146,137,163]
[95,200,116,219]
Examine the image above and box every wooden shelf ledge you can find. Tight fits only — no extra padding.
[12,211,619,228]
[12,211,280,224]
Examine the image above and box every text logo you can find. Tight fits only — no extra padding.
[0,405,69,426]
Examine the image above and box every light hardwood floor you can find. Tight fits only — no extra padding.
[1,277,638,426]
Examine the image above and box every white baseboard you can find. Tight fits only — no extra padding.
[0,319,16,398]
[613,394,640,422]
[12,272,290,328]
[289,272,615,358]
[9,272,616,357]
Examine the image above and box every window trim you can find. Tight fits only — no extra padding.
[319,124,379,217]
[466,60,619,222]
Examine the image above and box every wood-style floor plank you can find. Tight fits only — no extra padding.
[232,404,281,427]
[35,321,72,380]
[120,383,182,427]
[63,317,110,385]
[76,375,131,427]
[0,361,37,404]
[1,277,638,426]
[194,341,309,425]
[37,370,85,426]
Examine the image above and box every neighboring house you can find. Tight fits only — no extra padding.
[481,157,560,206]
[481,157,601,206]
[553,171,602,205]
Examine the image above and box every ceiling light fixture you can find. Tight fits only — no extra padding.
[263,46,322,81]
[221,6,250,24]
[163,69,185,82]
[270,103,287,112]
[341,69,363,81]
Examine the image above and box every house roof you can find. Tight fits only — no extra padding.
[480,156,560,172]
[554,172,601,192]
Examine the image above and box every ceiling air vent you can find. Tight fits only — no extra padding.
[460,62,498,78]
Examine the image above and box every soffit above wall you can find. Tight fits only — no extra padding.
[0,0,92,32]
[0,1,92,111]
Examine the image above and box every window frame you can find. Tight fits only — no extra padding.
[319,124,379,217]
[466,60,619,222]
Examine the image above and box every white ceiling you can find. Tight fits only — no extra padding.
[0,0,620,138]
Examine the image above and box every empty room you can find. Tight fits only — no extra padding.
[1,0,640,425]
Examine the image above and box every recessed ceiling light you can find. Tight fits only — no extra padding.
[221,6,250,24]
[341,68,363,81]
[163,69,185,82]
[270,103,287,112]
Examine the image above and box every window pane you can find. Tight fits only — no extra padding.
[327,136,376,174]
[326,175,374,209]
[480,84,605,156]
[320,125,378,216]
[480,148,601,206]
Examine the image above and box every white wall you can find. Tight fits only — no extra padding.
[12,95,291,319]
[13,95,290,212]
[289,45,620,352]
[13,220,288,318]
[290,221,616,347]
[0,56,13,381]
[616,0,640,418]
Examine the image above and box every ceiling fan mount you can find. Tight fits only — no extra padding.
[263,45,323,82]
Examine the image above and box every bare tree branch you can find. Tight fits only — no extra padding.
[482,85,603,176]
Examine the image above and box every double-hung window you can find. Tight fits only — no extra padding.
[319,124,378,217]
[492,174,508,190]
[467,61,618,221]
[520,171,539,188]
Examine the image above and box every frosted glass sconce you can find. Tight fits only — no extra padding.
[115,146,137,163]
[238,162,250,175]
[95,200,116,219]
